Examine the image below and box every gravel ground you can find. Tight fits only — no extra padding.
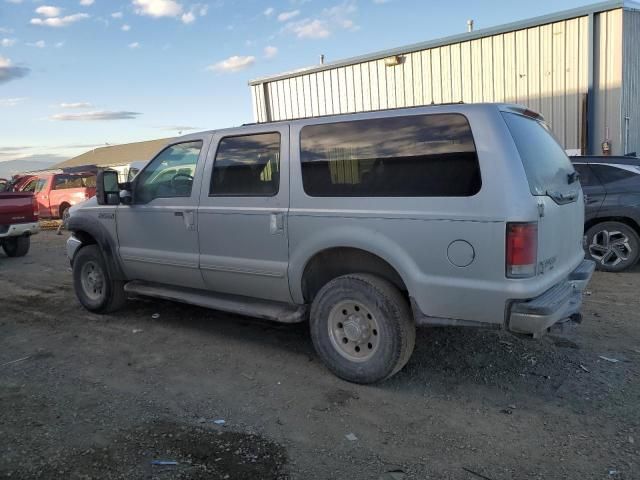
[1,231,639,479]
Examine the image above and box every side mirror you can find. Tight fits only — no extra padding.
[96,169,120,206]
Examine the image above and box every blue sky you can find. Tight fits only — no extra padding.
[0,0,597,164]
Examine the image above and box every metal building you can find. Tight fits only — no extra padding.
[249,0,640,156]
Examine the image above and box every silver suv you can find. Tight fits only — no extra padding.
[67,104,594,383]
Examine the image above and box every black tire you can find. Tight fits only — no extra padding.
[309,273,416,384]
[73,245,127,313]
[2,236,30,257]
[58,203,70,220]
[585,221,640,272]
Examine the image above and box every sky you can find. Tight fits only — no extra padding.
[0,0,599,164]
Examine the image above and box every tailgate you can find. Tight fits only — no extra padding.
[0,193,36,224]
[502,110,584,277]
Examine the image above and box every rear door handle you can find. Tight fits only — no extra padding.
[175,210,196,231]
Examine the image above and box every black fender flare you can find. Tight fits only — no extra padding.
[68,213,127,281]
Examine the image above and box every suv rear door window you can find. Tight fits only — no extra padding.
[210,132,280,196]
[502,112,575,196]
[573,163,600,187]
[300,113,480,197]
[590,164,640,184]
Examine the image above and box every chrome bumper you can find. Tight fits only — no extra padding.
[0,221,39,239]
[508,259,596,337]
[66,235,82,263]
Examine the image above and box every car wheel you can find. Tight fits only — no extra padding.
[58,203,70,221]
[586,221,640,272]
[310,273,416,384]
[2,236,30,257]
[73,245,127,313]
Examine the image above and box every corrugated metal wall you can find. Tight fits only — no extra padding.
[622,9,640,155]
[592,8,624,154]
[251,9,628,154]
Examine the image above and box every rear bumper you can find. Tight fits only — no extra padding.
[508,259,595,337]
[0,221,39,239]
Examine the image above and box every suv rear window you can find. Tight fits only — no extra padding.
[502,112,575,196]
[300,113,481,197]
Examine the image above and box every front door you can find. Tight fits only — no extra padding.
[198,125,291,302]
[117,137,210,289]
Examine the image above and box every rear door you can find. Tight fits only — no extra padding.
[502,111,584,277]
[33,177,52,217]
[572,162,605,222]
[197,124,291,302]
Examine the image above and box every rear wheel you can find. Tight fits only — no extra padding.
[73,245,127,313]
[586,221,640,272]
[2,236,30,257]
[58,203,70,220]
[310,273,415,384]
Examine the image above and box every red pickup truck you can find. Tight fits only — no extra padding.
[15,173,95,219]
[0,192,39,257]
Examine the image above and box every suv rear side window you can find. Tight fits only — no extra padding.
[300,113,480,197]
[590,164,640,184]
[502,112,575,196]
[210,132,280,196]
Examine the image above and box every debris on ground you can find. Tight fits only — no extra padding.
[151,460,178,466]
[132,329,143,334]
[599,356,620,363]
[463,466,495,480]
[0,355,31,368]
[500,408,513,415]
[379,469,406,480]
[151,313,160,319]
[345,433,358,441]
[580,364,590,372]
[213,419,226,425]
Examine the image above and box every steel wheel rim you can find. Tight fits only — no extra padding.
[328,300,380,362]
[589,229,632,267]
[80,260,105,301]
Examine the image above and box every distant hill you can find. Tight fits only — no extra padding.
[0,156,64,179]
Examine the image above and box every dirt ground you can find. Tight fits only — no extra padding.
[1,231,639,480]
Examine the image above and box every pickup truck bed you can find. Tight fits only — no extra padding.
[0,192,39,257]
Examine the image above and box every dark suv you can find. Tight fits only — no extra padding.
[572,156,640,272]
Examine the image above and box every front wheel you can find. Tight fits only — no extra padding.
[73,245,126,313]
[586,221,640,272]
[2,236,30,257]
[310,274,416,384]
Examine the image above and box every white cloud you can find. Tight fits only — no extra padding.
[35,5,62,18]
[372,0,391,3]
[1,38,16,47]
[55,41,65,48]
[133,0,183,18]
[0,97,27,107]
[207,55,255,73]
[50,110,142,121]
[289,19,330,39]
[181,4,207,24]
[80,0,94,5]
[121,24,131,31]
[31,13,89,27]
[0,55,30,84]
[277,9,299,22]
[111,11,123,18]
[59,102,92,108]
[128,41,140,48]
[5,0,23,4]
[263,7,274,16]
[264,45,277,59]
[26,40,46,48]
[181,11,195,24]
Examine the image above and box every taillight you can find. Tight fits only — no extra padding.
[31,195,39,218]
[506,222,538,278]
[84,191,91,199]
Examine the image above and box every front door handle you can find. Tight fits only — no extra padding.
[175,210,196,231]
[270,212,284,234]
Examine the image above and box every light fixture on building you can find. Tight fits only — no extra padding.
[384,55,402,67]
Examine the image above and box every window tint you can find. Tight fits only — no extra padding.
[502,112,575,196]
[573,164,600,187]
[22,179,38,192]
[211,132,280,196]
[53,174,96,190]
[135,141,202,203]
[590,164,640,185]
[300,114,480,197]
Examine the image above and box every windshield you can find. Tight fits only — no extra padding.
[502,112,575,196]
